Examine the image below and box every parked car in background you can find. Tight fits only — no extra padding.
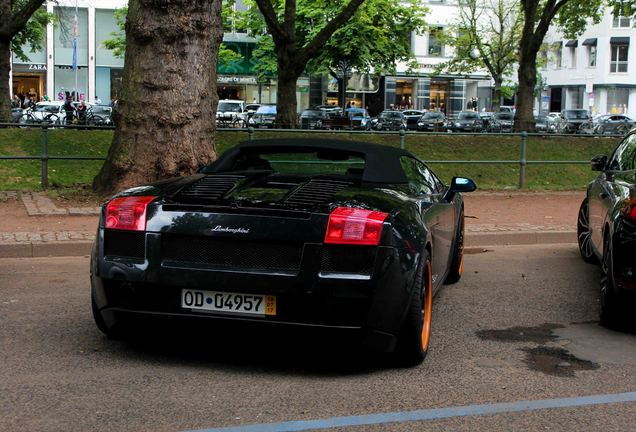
[249,104,277,128]
[499,105,515,113]
[558,109,591,134]
[593,114,635,135]
[11,107,23,123]
[345,107,370,130]
[534,115,551,133]
[446,111,483,132]
[314,104,342,115]
[489,112,514,132]
[90,104,113,126]
[217,99,245,127]
[299,108,327,129]
[19,101,65,124]
[577,131,636,328]
[417,111,446,131]
[402,109,425,130]
[90,138,477,365]
[369,110,406,131]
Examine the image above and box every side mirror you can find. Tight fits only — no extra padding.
[445,177,477,202]
[591,155,607,172]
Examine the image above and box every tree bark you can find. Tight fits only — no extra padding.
[0,38,11,122]
[276,67,301,128]
[492,78,502,112]
[93,0,223,196]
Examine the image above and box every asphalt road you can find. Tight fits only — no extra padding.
[1,245,635,432]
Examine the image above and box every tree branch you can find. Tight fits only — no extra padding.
[253,0,285,45]
[299,0,365,65]
[1,0,46,39]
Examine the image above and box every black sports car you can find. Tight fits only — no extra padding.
[577,131,636,328]
[91,139,476,365]
[447,111,483,132]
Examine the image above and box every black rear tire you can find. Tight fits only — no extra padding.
[394,252,432,366]
[445,208,465,284]
[577,199,597,264]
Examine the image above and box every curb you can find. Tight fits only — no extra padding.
[0,231,577,259]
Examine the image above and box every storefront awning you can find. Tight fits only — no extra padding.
[565,39,578,47]
[610,37,630,45]
[582,38,597,46]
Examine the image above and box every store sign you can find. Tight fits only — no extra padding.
[56,65,87,70]
[28,64,47,71]
[218,75,257,85]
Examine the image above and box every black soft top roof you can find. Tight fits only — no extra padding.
[203,138,413,183]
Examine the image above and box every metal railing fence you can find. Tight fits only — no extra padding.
[0,123,622,190]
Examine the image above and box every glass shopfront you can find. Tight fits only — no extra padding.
[54,7,88,99]
[95,9,125,103]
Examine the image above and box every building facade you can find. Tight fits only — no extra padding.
[542,7,636,117]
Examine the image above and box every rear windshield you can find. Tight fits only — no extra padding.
[218,102,242,112]
[34,104,60,113]
[229,151,365,176]
[422,112,443,119]
[495,113,514,120]
[563,110,589,119]
[256,105,276,114]
[379,111,402,119]
[458,112,479,119]
[301,110,324,118]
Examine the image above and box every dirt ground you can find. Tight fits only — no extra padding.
[0,190,585,233]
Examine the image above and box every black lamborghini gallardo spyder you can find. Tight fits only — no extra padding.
[91,139,476,364]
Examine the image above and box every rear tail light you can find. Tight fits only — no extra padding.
[620,198,636,223]
[105,196,156,231]
[324,207,388,246]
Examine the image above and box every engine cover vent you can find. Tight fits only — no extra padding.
[175,175,244,202]
[284,179,352,207]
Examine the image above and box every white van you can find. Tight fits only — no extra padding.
[216,99,245,125]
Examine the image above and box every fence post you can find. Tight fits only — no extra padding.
[399,129,406,150]
[40,125,49,190]
[519,131,527,188]
[248,126,254,142]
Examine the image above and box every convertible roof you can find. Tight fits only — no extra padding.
[204,138,413,183]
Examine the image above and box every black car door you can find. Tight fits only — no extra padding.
[400,157,456,288]
[590,134,636,249]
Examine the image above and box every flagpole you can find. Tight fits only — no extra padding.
[74,0,78,101]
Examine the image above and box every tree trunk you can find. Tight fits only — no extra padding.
[93,0,223,196]
[275,50,301,128]
[491,78,502,112]
[0,38,11,122]
[514,39,538,132]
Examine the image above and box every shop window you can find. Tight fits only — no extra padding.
[610,44,629,73]
[607,87,629,114]
[613,2,631,27]
[587,45,596,67]
[428,27,444,57]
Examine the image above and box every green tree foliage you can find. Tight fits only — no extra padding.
[436,0,521,111]
[102,4,242,66]
[0,0,52,121]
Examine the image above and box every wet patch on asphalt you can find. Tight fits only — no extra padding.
[464,248,493,255]
[476,323,564,344]
[521,346,599,377]
[476,323,601,377]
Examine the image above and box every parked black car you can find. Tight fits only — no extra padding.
[558,109,591,134]
[248,104,277,128]
[593,114,635,135]
[90,139,476,365]
[299,109,326,129]
[369,110,407,131]
[402,110,425,130]
[446,111,483,132]
[417,112,446,131]
[489,112,514,132]
[577,131,636,328]
[534,115,550,133]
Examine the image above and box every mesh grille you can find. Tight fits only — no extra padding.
[162,235,302,271]
[321,245,376,274]
[175,175,244,202]
[104,230,145,259]
[284,179,352,207]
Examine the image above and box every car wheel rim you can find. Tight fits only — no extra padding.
[577,201,594,259]
[421,260,433,351]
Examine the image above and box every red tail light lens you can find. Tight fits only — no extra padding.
[621,198,636,222]
[324,207,388,245]
[105,196,156,231]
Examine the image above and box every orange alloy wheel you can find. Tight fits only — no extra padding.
[421,260,433,351]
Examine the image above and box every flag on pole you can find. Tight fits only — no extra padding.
[72,13,78,71]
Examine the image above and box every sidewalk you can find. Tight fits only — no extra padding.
[0,190,584,258]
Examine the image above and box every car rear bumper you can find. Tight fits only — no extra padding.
[91,231,418,352]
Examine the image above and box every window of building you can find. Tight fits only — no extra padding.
[588,45,596,67]
[553,43,562,68]
[428,27,444,57]
[610,44,629,73]
[613,2,631,27]
[570,47,576,68]
[607,87,629,114]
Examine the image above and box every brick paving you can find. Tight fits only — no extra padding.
[19,192,100,216]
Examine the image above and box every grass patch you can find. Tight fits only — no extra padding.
[0,127,621,191]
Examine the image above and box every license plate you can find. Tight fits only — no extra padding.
[181,289,276,316]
